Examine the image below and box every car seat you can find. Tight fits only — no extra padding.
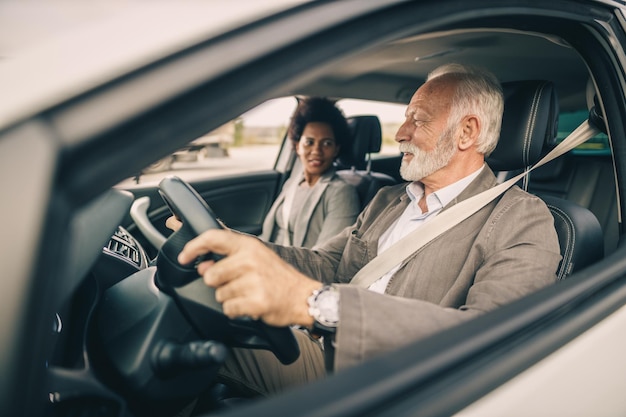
[335,115,398,209]
[487,80,604,279]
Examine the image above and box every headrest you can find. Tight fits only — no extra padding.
[344,115,383,170]
[487,80,559,171]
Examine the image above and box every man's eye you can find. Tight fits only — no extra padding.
[322,140,336,147]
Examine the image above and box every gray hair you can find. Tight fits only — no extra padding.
[427,63,504,156]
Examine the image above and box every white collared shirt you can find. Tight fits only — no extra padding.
[368,165,485,294]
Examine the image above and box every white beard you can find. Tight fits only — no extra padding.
[399,131,457,182]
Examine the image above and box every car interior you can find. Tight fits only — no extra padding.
[109,38,614,416]
[11,2,626,416]
[121,25,618,251]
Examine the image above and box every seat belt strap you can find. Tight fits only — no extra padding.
[350,120,600,288]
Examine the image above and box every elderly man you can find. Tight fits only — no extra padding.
[176,63,561,396]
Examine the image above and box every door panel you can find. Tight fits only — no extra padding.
[120,170,281,257]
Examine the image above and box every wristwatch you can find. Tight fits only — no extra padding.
[307,285,340,335]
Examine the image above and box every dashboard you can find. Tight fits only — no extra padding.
[95,226,150,289]
[46,189,156,412]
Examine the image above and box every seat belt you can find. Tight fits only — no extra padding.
[350,120,600,288]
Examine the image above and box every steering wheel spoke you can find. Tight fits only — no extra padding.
[156,176,300,365]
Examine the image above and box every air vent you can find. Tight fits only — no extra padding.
[104,227,144,268]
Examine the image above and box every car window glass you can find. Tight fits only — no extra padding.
[120,97,297,186]
[120,97,406,187]
[558,110,610,155]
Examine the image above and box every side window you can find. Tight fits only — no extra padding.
[558,110,610,155]
[338,98,406,157]
[120,97,406,187]
[122,97,298,185]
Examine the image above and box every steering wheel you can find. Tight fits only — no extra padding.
[155,175,300,366]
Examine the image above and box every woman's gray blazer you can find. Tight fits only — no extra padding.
[260,169,360,248]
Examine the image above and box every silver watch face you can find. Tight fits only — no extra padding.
[313,288,339,326]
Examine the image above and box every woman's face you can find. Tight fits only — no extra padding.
[297,122,340,184]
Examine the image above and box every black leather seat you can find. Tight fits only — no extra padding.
[487,80,604,279]
[336,115,397,209]
[539,194,605,278]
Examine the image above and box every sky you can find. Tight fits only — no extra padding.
[242,97,407,127]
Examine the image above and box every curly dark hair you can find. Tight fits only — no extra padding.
[287,97,352,160]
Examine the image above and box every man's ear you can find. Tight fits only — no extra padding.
[458,115,480,151]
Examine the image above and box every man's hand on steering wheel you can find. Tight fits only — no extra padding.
[156,176,301,364]
[178,229,322,328]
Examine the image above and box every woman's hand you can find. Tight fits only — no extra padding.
[165,215,183,231]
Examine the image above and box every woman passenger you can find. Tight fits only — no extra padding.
[259,97,360,247]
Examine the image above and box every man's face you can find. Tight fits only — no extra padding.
[399,124,457,182]
[396,77,459,182]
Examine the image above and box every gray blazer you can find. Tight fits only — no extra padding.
[260,169,360,248]
[269,167,561,370]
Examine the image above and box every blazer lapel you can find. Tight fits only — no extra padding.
[394,166,499,268]
[441,165,498,211]
[363,185,411,260]
[259,180,290,241]
[292,170,333,246]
